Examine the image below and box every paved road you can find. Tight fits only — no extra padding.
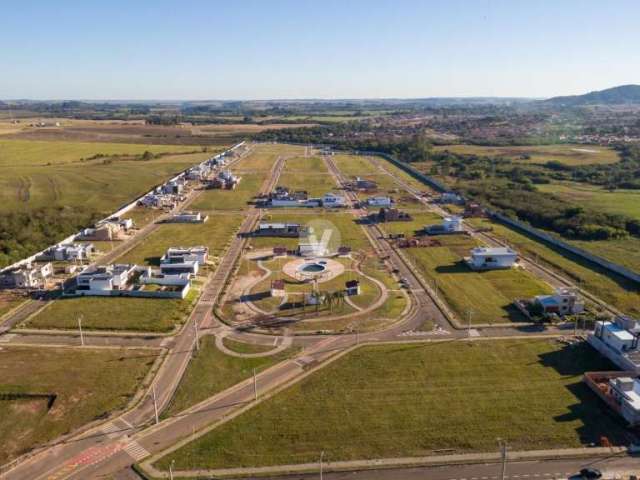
[261,455,640,480]
[0,146,616,480]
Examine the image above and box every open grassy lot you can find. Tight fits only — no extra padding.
[406,235,551,324]
[115,214,241,265]
[22,289,199,332]
[567,237,640,274]
[0,140,215,213]
[190,173,262,211]
[157,339,626,470]
[277,171,337,197]
[0,345,156,465]
[433,144,620,165]
[538,182,640,222]
[163,336,294,417]
[468,218,640,317]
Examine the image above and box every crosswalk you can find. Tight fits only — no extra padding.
[100,422,121,439]
[123,441,150,461]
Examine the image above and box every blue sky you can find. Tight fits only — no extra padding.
[2,0,639,100]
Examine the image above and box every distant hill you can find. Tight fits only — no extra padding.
[543,84,640,106]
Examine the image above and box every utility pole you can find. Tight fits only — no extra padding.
[169,459,175,480]
[498,438,508,480]
[467,309,473,338]
[253,368,258,401]
[78,315,84,346]
[152,385,159,425]
[434,278,438,299]
[319,450,325,480]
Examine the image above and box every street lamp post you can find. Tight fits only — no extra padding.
[253,368,258,401]
[319,451,325,480]
[169,459,175,480]
[152,385,159,425]
[497,438,508,480]
[467,309,473,338]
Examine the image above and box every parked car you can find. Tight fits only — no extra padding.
[578,468,602,479]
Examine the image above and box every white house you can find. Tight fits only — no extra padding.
[169,211,208,223]
[425,216,464,235]
[322,192,347,208]
[366,196,393,207]
[466,247,518,270]
[0,262,53,289]
[159,246,208,275]
[532,288,584,316]
[437,192,465,205]
[48,243,94,261]
[608,376,640,426]
[588,317,640,373]
[75,264,137,294]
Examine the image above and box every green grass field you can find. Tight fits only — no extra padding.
[468,218,640,317]
[190,173,262,211]
[22,289,199,332]
[0,345,156,465]
[156,339,625,470]
[163,336,294,417]
[538,182,640,222]
[115,214,241,265]
[433,144,620,166]
[221,337,276,354]
[0,139,217,213]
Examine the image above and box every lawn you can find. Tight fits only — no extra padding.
[156,339,626,470]
[0,291,28,318]
[22,290,199,332]
[538,182,640,222]
[0,139,216,213]
[190,173,263,211]
[0,345,156,465]
[163,336,294,417]
[468,218,640,317]
[277,171,337,197]
[407,236,551,324]
[221,337,276,354]
[433,144,620,166]
[115,214,241,265]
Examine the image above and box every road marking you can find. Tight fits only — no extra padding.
[123,441,150,461]
[100,422,120,439]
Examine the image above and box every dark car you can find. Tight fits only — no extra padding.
[579,467,602,479]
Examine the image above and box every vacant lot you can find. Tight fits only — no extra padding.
[539,182,640,222]
[115,214,241,265]
[190,173,263,211]
[468,218,640,317]
[22,291,198,332]
[0,345,156,465]
[433,144,620,165]
[0,139,217,213]
[163,336,294,417]
[157,339,625,470]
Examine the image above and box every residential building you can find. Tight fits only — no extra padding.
[437,192,465,205]
[584,372,640,426]
[466,247,518,270]
[588,317,640,373]
[425,216,464,235]
[0,262,53,289]
[47,243,94,261]
[253,223,305,238]
[322,192,347,208]
[366,196,393,207]
[159,246,208,275]
[352,177,378,191]
[75,264,137,294]
[371,208,412,223]
[168,211,208,223]
[532,288,584,316]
